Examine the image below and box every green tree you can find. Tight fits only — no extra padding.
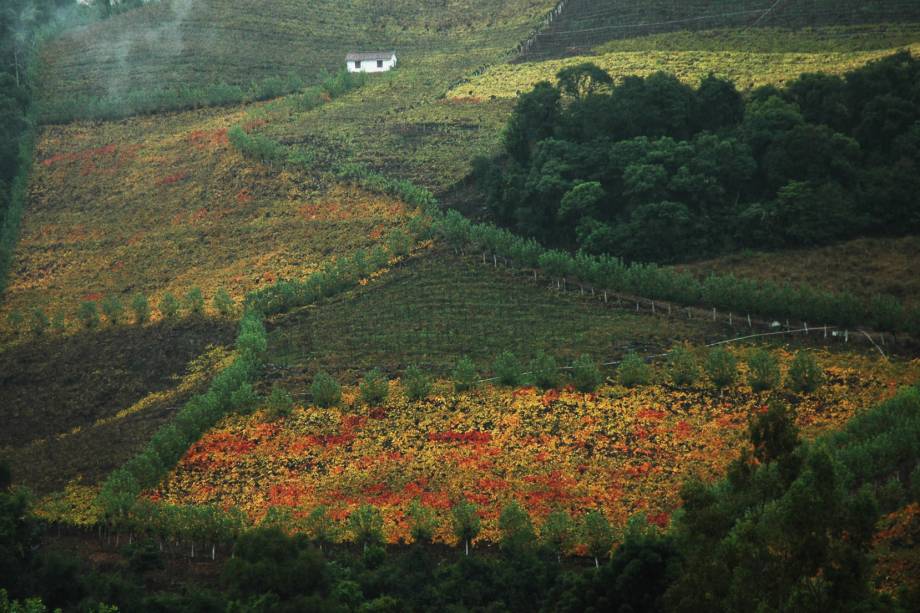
[77,301,100,330]
[452,356,478,392]
[158,292,180,320]
[311,371,341,408]
[131,293,150,324]
[403,365,431,401]
[360,368,389,405]
[493,351,523,387]
[617,352,651,388]
[29,308,48,337]
[667,344,698,387]
[303,505,338,552]
[705,347,738,391]
[747,348,781,392]
[505,81,561,163]
[348,504,383,552]
[530,351,560,390]
[540,509,576,562]
[101,295,124,325]
[571,354,603,392]
[451,501,480,556]
[230,383,259,414]
[386,229,411,257]
[557,63,613,99]
[786,349,824,393]
[558,181,604,227]
[498,500,536,556]
[266,384,294,420]
[583,510,614,568]
[213,288,235,318]
[407,499,437,545]
[185,287,205,316]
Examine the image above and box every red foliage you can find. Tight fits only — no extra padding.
[674,420,693,440]
[637,408,666,421]
[188,128,229,150]
[647,511,671,529]
[236,189,253,204]
[269,482,312,507]
[428,431,493,444]
[82,292,103,302]
[157,171,189,186]
[183,432,256,468]
[541,389,560,407]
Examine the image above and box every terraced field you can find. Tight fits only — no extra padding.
[452,25,920,99]
[36,0,558,119]
[1,104,412,338]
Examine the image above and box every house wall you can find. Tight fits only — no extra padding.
[346,57,397,73]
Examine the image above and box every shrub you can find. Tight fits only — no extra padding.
[451,501,481,556]
[386,229,411,257]
[311,371,342,408]
[493,351,523,387]
[213,288,235,318]
[30,308,49,336]
[408,499,438,545]
[787,350,824,393]
[50,312,66,334]
[360,368,389,405]
[266,385,294,420]
[583,510,613,568]
[667,344,698,387]
[131,294,150,324]
[876,478,905,513]
[618,352,651,388]
[230,382,260,414]
[571,354,603,392]
[185,287,205,316]
[498,500,535,555]
[910,465,920,503]
[6,310,23,334]
[452,356,479,392]
[78,301,100,329]
[348,504,384,551]
[159,293,180,320]
[706,347,738,390]
[101,295,125,325]
[403,365,431,401]
[747,348,781,392]
[530,351,560,389]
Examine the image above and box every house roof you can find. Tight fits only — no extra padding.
[346,51,396,61]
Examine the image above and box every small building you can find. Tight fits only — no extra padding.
[346,51,397,74]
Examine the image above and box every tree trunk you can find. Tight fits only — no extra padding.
[212,544,216,560]
[595,556,599,569]
[465,539,469,556]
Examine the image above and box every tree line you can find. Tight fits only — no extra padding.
[474,52,920,264]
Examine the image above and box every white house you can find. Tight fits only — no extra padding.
[346,51,397,73]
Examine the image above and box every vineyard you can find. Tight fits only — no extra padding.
[452,30,920,99]
[266,251,719,381]
[678,236,920,310]
[35,0,558,122]
[154,348,920,544]
[520,0,920,59]
[0,104,412,339]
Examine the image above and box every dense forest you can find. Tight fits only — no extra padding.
[3,386,919,611]
[475,52,920,263]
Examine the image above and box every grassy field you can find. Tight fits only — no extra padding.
[265,250,722,384]
[1,104,412,338]
[677,236,920,310]
[451,26,920,99]
[156,348,919,543]
[35,0,557,117]
[0,319,235,493]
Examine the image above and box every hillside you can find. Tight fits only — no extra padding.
[521,0,920,59]
[35,0,557,119]
[451,24,920,99]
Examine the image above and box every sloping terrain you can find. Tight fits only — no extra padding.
[678,236,920,309]
[2,104,410,336]
[36,0,557,113]
[266,250,723,383]
[0,319,235,493]
[452,25,920,98]
[521,0,920,59]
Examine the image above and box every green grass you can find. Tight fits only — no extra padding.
[266,249,722,383]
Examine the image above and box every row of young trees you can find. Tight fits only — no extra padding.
[476,53,920,263]
[4,287,238,338]
[289,345,824,416]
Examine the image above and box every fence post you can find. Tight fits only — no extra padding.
[652,301,656,314]
[604,291,608,303]
[729,312,732,327]
[712,308,716,321]
[668,303,672,316]
[804,322,808,335]
[824,325,827,338]
[747,314,752,329]
[845,330,849,343]
[493,254,497,268]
